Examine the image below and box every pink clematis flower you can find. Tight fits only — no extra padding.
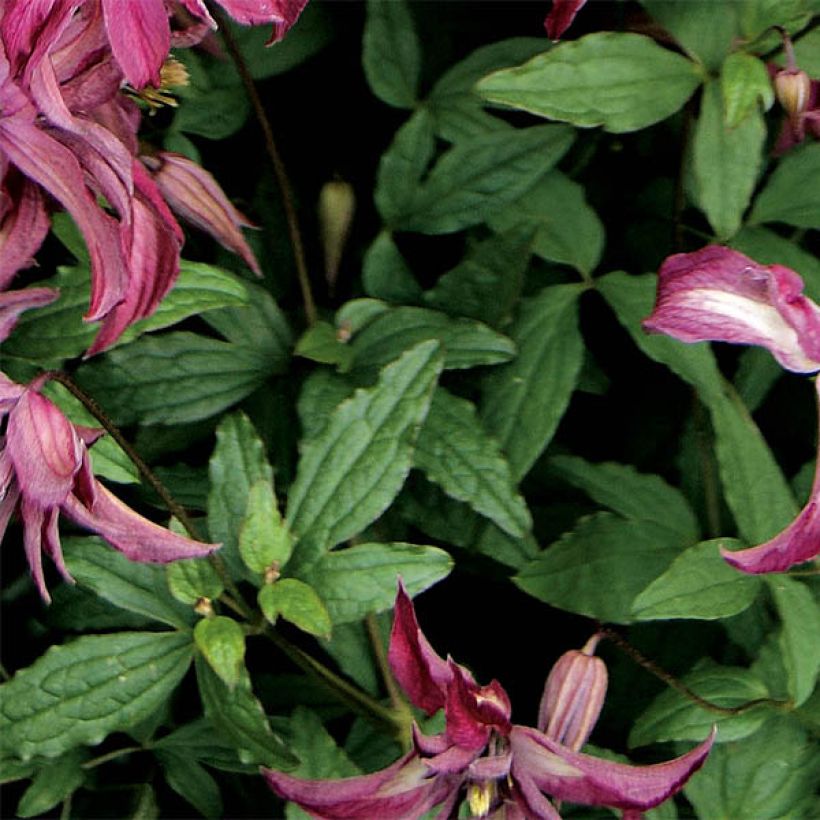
[101,0,310,89]
[263,583,714,819]
[544,0,587,40]
[644,245,820,573]
[0,369,219,602]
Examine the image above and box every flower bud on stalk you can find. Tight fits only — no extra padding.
[538,634,608,751]
[774,68,813,120]
[318,178,355,291]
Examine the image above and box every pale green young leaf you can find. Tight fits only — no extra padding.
[684,719,820,819]
[514,513,684,623]
[692,81,765,239]
[767,576,820,706]
[62,538,193,628]
[631,539,762,621]
[300,542,453,625]
[481,284,584,481]
[258,579,332,638]
[194,617,246,689]
[239,480,294,575]
[415,390,531,537]
[16,748,86,818]
[166,557,224,605]
[629,662,770,747]
[0,632,192,759]
[362,0,420,108]
[476,32,701,133]
[489,170,605,275]
[749,143,820,228]
[720,52,774,127]
[286,341,443,571]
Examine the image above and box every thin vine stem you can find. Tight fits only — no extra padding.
[82,745,143,770]
[212,5,318,326]
[598,626,793,716]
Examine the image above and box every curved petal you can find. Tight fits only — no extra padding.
[510,725,715,811]
[0,178,50,289]
[544,0,587,40]
[100,0,169,88]
[445,662,511,750]
[0,287,59,342]
[643,246,820,373]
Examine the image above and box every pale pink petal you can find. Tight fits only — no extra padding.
[0,178,50,289]
[644,246,820,373]
[0,287,60,341]
[510,725,715,811]
[20,499,51,602]
[261,0,310,43]
[100,0,170,88]
[544,0,587,40]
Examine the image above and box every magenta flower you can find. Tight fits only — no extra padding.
[263,584,714,819]
[544,0,587,40]
[644,245,820,573]
[0,373,219,602]
[101,0,310,89]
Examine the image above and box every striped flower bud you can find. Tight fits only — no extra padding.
[775,68,813,120]
[538,634,607,751]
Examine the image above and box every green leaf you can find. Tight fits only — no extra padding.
[0,632,192,759]
[195,658,296,769]
[749,143,820,228]
[348,306,515,375]
[631,539,763,621]
[361,231,423,303]
[598,271,797,544]
[300,542,453,625]
[294,321,354,370]
[489,170,605,275]
[476,32,701,133]
[684,719,820,819]
[629,661,771,747]
[395,125,575,234]
[166,557,224,605]
[75,331,276,426]
[514,513,685,623]
[239,480,294,574]
[194,617,246,689]
[720,52,774,127]
[296,369,357,441]
[362,0,420,108]
[0,758,37,784]
[50,212,89,265]
[547,455,699,542]
[374,109,436,225]
[424,226,532,327]
[62,537,193,628]
[16,748,86,818]
[286,341,443,571]
[174,87,250,140]
[258,579,332,638]
[208,412,275,579]
[415,390,531,537]
[481,284,584,481]
[156,750,223,819]
[641,1,738,71]
[286,706,360,778]
[692,80,765,239]
[767,576,820,706]
[740,0,812,42]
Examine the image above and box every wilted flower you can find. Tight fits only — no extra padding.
[263,583,714,819]
[0,371,219,602]
[644,245,820,573]
[544,0,587,40]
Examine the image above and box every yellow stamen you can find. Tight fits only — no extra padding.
[467,781,494,817]
[130,57,190,111]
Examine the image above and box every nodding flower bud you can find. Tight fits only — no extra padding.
[538,634,608,751]
[775,68,813,119]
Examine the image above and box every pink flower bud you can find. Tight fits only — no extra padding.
[538,634,608,751]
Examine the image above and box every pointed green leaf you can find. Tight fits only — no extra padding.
[629,662,770,747]
[515,513,684,623]
[415,390,531,537]
[481,284,584,481]
[156,750,223,819]
[720,52,774,127]
[63,538,193,628]
[767,576,820,706]
[287,706,360,779]
[300,542,453,624]
[749,143,820,228]
[362,231,423,303]
[0,632,192,759]
[489,170,604,274]
[239,480,294,574]
[395,125,575,234]
[294,321,354,370]
[166,557,224,605]
[632,539,762,621]
[476,32,701,133]
[208,412,274,579]
[349,306,515,376]
[16,749,86,818]
[195,658,296,769]
[258,579,331,638]
[194,616,246,689]
[362,0,420,108]
[286,341,443,571]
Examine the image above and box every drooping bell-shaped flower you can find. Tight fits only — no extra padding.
[263,583,714,819]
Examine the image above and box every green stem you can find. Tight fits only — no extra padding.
[82,745,143,770]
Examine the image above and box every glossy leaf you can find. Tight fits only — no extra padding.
[166,557,224,605]
[194,616,246,689]
[258,579,332,638]
[720,52,774,127]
